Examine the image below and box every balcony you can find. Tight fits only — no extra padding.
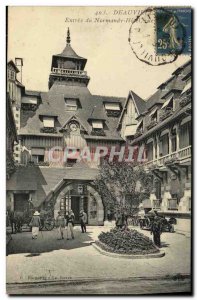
[134,129,143,139]
[91,128,105,136]
[21,103,37,111]
[106,110,121,117]
[146,120,158,130]
[159,108,173,121]
[40,127,57,134]
[52,67,87,77]
[144,145,191,168]
[180,94,191,108]
[167,198,178,210]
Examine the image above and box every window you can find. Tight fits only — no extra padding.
[92,120,103,129]
[161,96,174,110]
[149,108,158,122]
[43,116,54,128]
[136,120,143,133]
[180,121,191,148]
[65,98,78,111]
[146,142,153,161]
[159,134,169,156]
[32,155,44,164]
[171,129,177,152]
[66,158,77,167]
[8,69,15,81]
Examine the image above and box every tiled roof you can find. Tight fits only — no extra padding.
[118,90,146,126]
[7,165,99,207]
[7,60,19,73]
[55,44,86,60]
[20,81,125,141]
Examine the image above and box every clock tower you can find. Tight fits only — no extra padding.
[48,28,90,89]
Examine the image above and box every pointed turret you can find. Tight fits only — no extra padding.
[48,28,90,89]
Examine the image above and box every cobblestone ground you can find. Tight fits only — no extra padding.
[6,226,191,294]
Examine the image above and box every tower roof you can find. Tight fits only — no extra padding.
[55,28,86,61]
[56,44,86,60]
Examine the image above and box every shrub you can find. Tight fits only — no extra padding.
[98,228,158,255]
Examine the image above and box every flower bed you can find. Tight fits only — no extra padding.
[98,228,159,255]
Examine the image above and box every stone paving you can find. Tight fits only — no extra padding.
[6,226,191,284]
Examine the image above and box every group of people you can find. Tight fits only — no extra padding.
[29,209,87,240]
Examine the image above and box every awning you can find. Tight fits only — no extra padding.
[92,120,103,129]
[181,80,191,94]
[181,115,191,125]
[161,96,173,109]
[136,120,143,130]
[160,129,169,137]
[22,97,37,104]
[124,124,137,136]
[31,148,45,155]
[104,103,120,110]
[149,107,158,116]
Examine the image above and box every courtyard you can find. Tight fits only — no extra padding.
[6,225,191,294]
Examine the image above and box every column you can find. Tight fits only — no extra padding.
[156,134,160,161]
[176,123,180,152]
[80,196,84,211]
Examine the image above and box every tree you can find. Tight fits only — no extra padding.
[93,160,153,216]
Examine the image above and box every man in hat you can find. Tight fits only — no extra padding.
[56,211,66,240]
[151,216,163,248]
[29,210,41,239]
[79,210,87,233]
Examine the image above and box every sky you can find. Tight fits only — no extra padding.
[8,6,190,100]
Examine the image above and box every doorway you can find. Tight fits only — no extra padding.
[71,196,80,223]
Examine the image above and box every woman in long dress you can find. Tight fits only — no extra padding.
[30,211,41,239]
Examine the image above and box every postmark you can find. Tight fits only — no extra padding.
[128,7,191,66]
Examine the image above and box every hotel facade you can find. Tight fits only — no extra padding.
[6,30,191,229]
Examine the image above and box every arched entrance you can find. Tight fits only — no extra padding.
[54,182,104,225]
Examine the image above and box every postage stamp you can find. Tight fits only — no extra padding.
[128,7,191,66]
[156,7,192,55]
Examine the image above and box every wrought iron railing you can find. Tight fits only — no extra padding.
[91,128,105,136]
[143,145,191,168]
[40,127,57,134]
[146,120,158,130]
[159,108,173,121]
[52,67,87,77]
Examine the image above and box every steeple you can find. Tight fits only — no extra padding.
[66,28,71,44]
[48,29,90,89]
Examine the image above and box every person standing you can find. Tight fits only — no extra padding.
[66,210,75,240]
[151,216,162,248]
[30,211,41,239]
[56,211,65,240]
[79,210,87,233]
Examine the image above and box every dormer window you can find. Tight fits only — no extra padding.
[161,96,174,111]
[43,116,54,128]
[92,120,103,129]
[8,69,15,81]
[65,98,78,111]
[104,102,121,117]
[90,120,105,136]
[181,77,191,95]
[149,107,158,121]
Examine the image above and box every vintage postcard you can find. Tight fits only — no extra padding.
[6,6,192,295]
